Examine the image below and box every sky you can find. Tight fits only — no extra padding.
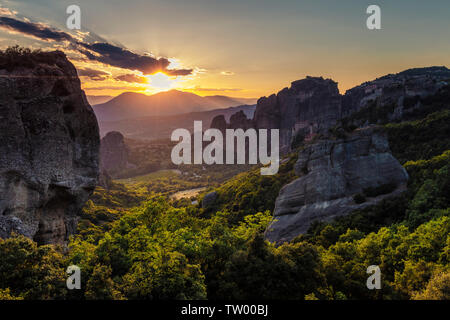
[1,0,449,99]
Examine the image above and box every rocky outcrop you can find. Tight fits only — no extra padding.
[202,191,218,209]
[210,110,253,132]
[206,67,446,243]
[100,131,131,177]
[228,110,253,130]
[343,66,450,120]
[0,50,99,244]
[98,170,113,190]
[265,126,409,244]
[252,77,342,153]
[248,67,450,153]
[210,115,227,132]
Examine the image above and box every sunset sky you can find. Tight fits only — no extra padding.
[1,0,450,99]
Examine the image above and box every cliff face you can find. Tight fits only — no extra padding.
[228,110,253,130]
[247,67,450,153]
[0,51,100,244]
[100,131,130,177]
[343,66,450,120]
[264,127,409,243]
[254,77,342,153]
[206,67,447,244]
[210,114,227,132]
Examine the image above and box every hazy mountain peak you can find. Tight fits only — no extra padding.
[93,89,255,121]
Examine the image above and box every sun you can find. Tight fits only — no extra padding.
[145,72,178,92]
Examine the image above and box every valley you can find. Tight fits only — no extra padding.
[0,48,449,301]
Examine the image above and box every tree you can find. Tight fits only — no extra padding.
[413,272,450,300]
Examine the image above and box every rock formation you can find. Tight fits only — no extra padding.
[254,77,342,153]
[0,50,99,244]
[228,110,253,130]
[264,126,409,244]
[343,66,450,120]
[207,67,448,244]
[210,110,253,132]
[216,66,450,154]
[202,191,218,209]
[100,131,131,177]
[98,170,113,190]
[210,114,227,132]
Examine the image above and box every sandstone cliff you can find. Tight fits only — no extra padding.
[0,50,99,244]
[264,126,408,243]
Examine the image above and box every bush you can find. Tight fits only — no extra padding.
[0,46,63,71]
[413,272,450,300]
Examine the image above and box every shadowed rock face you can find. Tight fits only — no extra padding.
[249,67,450,153]
[253,77,342,153]
[100,131,130,176]
[210,114,227,132]
[210,110,253,132]
[210,67,450,155]
[343,66,450,119]
[228,110,253,130]
[0,51,99,245]
[265,126,409,244]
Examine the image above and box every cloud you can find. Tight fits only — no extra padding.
[0,17,73,42]
[115,73,147,83]
[166,68,193,76]
[77,67,110,81]
[79,42,193,76]
[79,42,167,74]
[0,15,193,76]
[0,7,15,16]
[220,71,235,76]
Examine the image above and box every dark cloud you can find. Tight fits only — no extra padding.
[0,16,193,76]
[79,42,193,76]
[115,73,147,83]
[77,67,110,81]
[0,17,73,42]
[165,68,193,76]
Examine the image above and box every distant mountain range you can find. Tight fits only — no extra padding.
[86,95,113,105]
[92,90,257,122]
[98,104,256,140]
